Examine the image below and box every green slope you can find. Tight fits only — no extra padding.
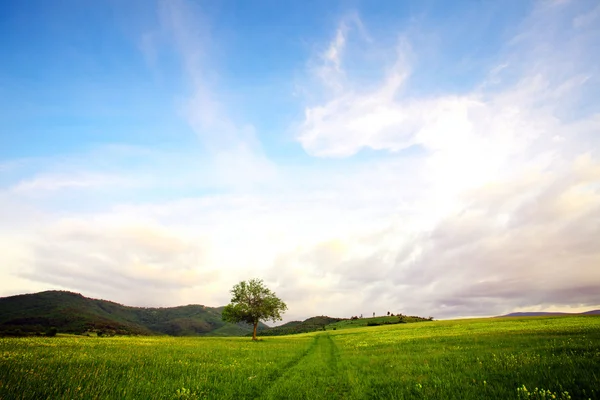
[326,314,432,330]
[0,291,265,336]
[2,315,599,399]
[257,316,345,336]
[257,313,433,336]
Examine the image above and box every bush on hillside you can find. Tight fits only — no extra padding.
[45,327,58,337]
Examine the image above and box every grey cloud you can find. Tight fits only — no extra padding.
[17,220,219,306]
[389,164,600,318]
[263,156,600,321]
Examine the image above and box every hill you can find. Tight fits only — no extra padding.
[583,310,600,315]
[0,291,267,337]
[257,316,344,336]
[327,314,433,330]
[257,314,433,336]
[500,310,600,317]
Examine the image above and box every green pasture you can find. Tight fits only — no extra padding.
[325,315,430,330]
[1,316,598,399]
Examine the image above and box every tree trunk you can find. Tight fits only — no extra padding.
[252,321,258,341]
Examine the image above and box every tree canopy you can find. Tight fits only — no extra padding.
[221,279,287,340]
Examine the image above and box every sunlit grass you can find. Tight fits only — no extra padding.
[328,316,600,399]
[1,316,598,399]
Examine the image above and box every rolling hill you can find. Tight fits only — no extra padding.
[500,310,600,317]
[0,291,267,337]
[257,316,344,336]
[257,314,434,336]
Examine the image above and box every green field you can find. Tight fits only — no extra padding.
[1,316,599,399]
[326,315,432,330]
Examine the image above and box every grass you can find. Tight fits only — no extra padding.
[330,316,600,399]
[257,315,432,337]
[326,315,430,330]
[1,315,598,399]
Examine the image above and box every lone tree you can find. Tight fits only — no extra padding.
[221,278,287,340]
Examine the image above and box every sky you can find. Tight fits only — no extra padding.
[1,0,599,323]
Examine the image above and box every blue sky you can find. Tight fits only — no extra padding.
[1,0,599,321]
[1,0,531,159]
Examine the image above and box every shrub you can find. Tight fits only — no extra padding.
[45,327,58,337]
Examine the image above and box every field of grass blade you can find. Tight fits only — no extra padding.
[0,315,598,399]
[329,316,600,399]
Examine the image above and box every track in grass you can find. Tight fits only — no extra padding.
[242,334,317,399]
[260,333,351,399]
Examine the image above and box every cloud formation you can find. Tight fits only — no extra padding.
[289,0,600,318]
[1,0,599,323]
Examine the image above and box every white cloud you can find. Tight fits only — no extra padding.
[10,172,131,194]
[290,1,600,318]
[163,0,278,190]
[1,0,599,323]
[573,2,600,28]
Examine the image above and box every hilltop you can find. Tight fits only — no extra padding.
[257,316,344,336]
[257,314,433,336]
[0,291,266,337]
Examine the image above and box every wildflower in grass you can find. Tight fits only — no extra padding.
[517,384,572,399]
[175,387,197,399]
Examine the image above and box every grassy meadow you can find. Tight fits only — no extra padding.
[1,315,599,399]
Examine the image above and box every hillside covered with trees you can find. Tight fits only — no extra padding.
[0,291,265,337]
[1,290,435,338]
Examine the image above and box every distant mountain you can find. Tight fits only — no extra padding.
[500,310,600,317]
[582,310,600,315]
[0,291,267,337]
